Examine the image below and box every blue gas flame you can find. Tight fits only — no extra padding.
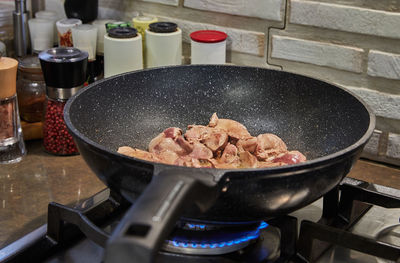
[168,221,268,249]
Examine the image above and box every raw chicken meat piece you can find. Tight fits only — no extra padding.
[185,125,210,143]
[255,133,287,160]
[118,113,306,169]
[239,151,258,168]
[157,151,180,164]
[209,114,251,140]
[117,146,159,162]
[189,143,213,159]
[236,137,257,153]
[257,161,284,168]
[149,128,192,156]
[273,151,306,164]
[220,143,239,164]
[163,127,182,139]
[208,112,218,127]
[185,125,228,153]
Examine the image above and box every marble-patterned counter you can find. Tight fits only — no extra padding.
[0,140,105,248]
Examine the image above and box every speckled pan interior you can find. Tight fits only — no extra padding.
[67,65,371,160]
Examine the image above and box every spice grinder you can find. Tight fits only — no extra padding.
[39,47,88,155]
[0,56,26,163]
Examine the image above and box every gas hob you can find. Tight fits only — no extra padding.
[0,177,399,263]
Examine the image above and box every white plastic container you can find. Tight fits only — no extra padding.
[145,22,182,68]
[190,30,227,64]
[104,27,143,78]
[92,19,116,55]
[132,16,157,43]
[71,24,98,61]
[35,10,58,45]
[28,18,54,53]
[56,18,82,47]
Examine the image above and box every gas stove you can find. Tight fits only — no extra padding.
[1,177,399,263]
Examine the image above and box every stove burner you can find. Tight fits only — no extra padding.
[162,221,268,255]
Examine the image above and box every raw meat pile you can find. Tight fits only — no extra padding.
[118,113,306,169]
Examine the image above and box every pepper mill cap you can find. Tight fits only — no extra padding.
[39,47,88,89]
[0,57,18,99]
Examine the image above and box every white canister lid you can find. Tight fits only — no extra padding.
[35,10,58,20]
[56,18,82,29]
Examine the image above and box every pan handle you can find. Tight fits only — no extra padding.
[104,169,219,263]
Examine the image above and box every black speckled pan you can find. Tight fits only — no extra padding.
[64,65,375,262]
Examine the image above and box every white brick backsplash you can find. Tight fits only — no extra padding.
[367,50,400,80]
[154,15,265,56]
[290,0,400,39]
[98,7,124,20]
[387,133,400,159]
[271,35,363,73]
[140,0,178,6]
[363,130,381,155]
[345,87,400,120]
[184,0,284,21]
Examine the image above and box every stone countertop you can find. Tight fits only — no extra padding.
[0,140,106,248]
[0,139,399,249]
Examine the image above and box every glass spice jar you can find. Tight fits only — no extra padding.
[39,47,88,155]
[0,57,26,163]
[16,55,46,122]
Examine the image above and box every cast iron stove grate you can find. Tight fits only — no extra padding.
[1,178,400,263]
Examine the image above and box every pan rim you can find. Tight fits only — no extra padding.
[64,64,376,174]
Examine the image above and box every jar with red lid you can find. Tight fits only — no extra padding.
[190,30,227,64]
[39,47,88,155]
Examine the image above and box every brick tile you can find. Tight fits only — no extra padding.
[271,35,364,72]
[290,0,400,39]
[368,50,400,80]
[140,0,178,6]
[184,0,284,21]
[345,86,400,120]
[387,133,400,159]
[363,130,381,155]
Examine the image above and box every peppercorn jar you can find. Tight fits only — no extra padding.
[39,47,88,155]
[16,56,46,122]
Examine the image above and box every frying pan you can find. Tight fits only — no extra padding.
[64,65,375,262]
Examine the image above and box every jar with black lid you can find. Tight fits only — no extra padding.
[145,22,182,68]
[39,47,88,155]
[16,55,46,122]
[104,27,143,78]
